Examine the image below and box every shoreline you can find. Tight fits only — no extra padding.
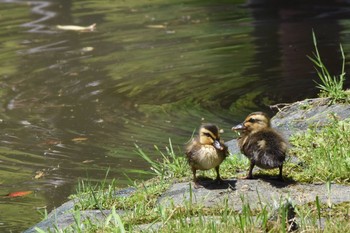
[25,97,350,232]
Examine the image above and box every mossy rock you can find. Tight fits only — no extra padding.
[271,98,350,139]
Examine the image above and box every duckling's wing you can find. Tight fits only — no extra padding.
[185,139,199,161]
[253,150,285,169]
[244,131,286,169]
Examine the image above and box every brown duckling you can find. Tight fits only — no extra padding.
[186,124,228,188]
[232,112,287,180]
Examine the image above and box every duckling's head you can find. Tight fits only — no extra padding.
[199,124,224,150]
[232,112,271,134]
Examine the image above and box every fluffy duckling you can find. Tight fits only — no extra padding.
[232,112,287,180]
[186,124,228,187]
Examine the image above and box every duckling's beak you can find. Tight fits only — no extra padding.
[213,140,224,150]
[232,123,246,131]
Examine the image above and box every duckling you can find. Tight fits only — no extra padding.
[232,112,287,180]
[186,124,228,188]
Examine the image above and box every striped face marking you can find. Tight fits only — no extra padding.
[201,129,216,140]
[199,124,221,147]
[243,112,271,133]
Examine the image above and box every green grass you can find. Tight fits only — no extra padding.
[308,31,349,103]
[134,139,189,180]
[72,176,170,213]
[289,117,350,183]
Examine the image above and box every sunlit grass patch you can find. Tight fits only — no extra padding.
[220,152,250,178]
[289,117,350,183]
[73,176,169,212]
[123,193,295,233]
[72,178,119,210]
[135,139,189,180]
[295,201,350,232]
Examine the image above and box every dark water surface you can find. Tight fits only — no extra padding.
[1,0,350,231]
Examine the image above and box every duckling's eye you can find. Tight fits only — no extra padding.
[248,118,261,123]
[248,118,256,123]
[202,132,217,141]
[203,132,211,137]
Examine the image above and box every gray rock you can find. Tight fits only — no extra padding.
[225,139,241,156]
[158,179,350,211]
[271,98,350,139]
[24,187,136,233]
[25,209,115,233]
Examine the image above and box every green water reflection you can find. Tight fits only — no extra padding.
[0,0,350,232]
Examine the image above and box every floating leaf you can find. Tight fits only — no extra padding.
[81,47,94,52]
[146,24,167,29]
[34,171,44,179]
[6,191,32,197]
[20,120,31,125]
[72,137,88,142]
[57,23,96,32]
[82,160,94,164]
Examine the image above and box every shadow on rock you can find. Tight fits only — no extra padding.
[196,177,237,190]
[251,174,297,188]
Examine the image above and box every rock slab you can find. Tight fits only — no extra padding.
[158,179,350,211]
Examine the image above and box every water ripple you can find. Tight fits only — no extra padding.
[0,0,56,34]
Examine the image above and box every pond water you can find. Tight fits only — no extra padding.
[1,0,350,231]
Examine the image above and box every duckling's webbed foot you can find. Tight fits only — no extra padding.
[193,181,203,189]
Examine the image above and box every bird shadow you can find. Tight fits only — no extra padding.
[252,174,297,188]
[196,177,237,190]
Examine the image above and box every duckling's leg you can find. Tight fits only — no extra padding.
[192,167,202,189]
[192,167,197,181]
[278,165,283,181]
[214,165,223,184]
[245,161,255,179]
